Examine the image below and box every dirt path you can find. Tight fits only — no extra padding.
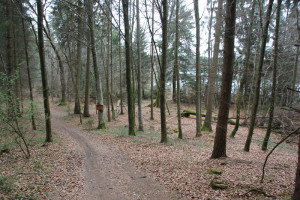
[51,109,183,200]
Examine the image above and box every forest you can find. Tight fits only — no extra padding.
[0,0,300,199]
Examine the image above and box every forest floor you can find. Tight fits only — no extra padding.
[0,98,298,199]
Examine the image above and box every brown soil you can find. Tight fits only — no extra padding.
[51,107,183,200]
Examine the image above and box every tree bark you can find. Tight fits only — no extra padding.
[202,0,224,132]
[106,0,111,122]
[74,0,83,115]
[86,0,106,129]
[119,0,124,115]
[83,30,91,117]
[175,0,182,139]
[194,0,202,137]
[136,0,144,131]
[262,0,282,151]
[244,0,274,152]
[150,0,154,120]
[230,0,256,138]
[211,0,236,159]
[160,0,168,143]
[122,0,136,136]
[20,1,36,130]
[37,0,52,142]
[293,136,300,200]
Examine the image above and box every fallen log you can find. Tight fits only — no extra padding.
[182,110,236,125]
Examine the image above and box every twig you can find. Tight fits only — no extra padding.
[261,127,300,183]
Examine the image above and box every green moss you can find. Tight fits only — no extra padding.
[228,119,236,125]
[210,177,227,189]
[206,169,222,175]
[201,124,211,132]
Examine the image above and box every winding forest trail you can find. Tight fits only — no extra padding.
[51,109,182,200]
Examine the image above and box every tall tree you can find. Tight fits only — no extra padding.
[194,0,202,137]
[175,0,182,139]
[160,0,168,143]
[86,0,106,129]
[230,0,256,138]
[106,0,111,122]
[244,0,274,152]
[74,0,83,115]
[122,0,136,136]
[37,0,52,142]
[262,0,282,151]
[150,0,155,120]
[20,1,36,130]
[83,30,91,117]
[202,0,224,132]
[119,0,124,115]
[136,0,144,131]
[211,0,236,159]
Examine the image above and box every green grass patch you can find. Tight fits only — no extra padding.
[206,169,222,175]
[253,138,297,154]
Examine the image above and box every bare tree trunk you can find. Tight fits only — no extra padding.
[230,0,256,138]
[122,0,136,136]
[194,0,202,137]
[119,0,124,115]
[37,0,52,142]
[20,1,36,130]
[43,18,66,104]
[175,0,182,139]
[83,30,91,117]
[74,0,83,115]
[262,0,282,151]
[244,0,274,152]
[136,0,144,131]
[160,0,168,143]
[293,136,300,200]
[150,0,154,120]
[202,0,224,132]
[86,0,106,129]
[106,1,111,122]
[211,0,236,159]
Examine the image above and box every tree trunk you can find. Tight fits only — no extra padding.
[74,0,83,115]
[119,0,124,115]
[202,0,224,132]
[122,0,136,136]
[37,0,52,142]
[211,0,236,159]
[194,0,202,137]
[86,0,106,129]
[136,0,144,131]
[20,1,36,130]
[262,0,282,151]
[160,0,168,143]
[175,0,182,139]
[43,18,66,104]
[83,30,91,117]
[106,1,111,122]
[230,0,256,138]
[293,136,300,200]
[244,0,274,152]
[150,0,154,120]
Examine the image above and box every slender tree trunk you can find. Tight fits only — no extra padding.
[194,0,202,137]
[150,0,154,120]
[20,2,36,130]
[110,3,115,120]
[160,0,168,143]
[43,19,66,104]
[244,0,274,152]
[106,1,111,122]
[230,0,256,138]
[292,5,300,102]
[86,0,106,129]
[37,0,52,142]
[293,136,300,200]
[119,0,124,115]
[172,67,176,102]
[202,0,224,132]
[136,0,144,131]
[211,0,236,159]
[262,0,281,151]
[74,0,83,115]
[122,0,136,136]
[175,0,182,139]
[13,23,21,116]
[83,31,91,117]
